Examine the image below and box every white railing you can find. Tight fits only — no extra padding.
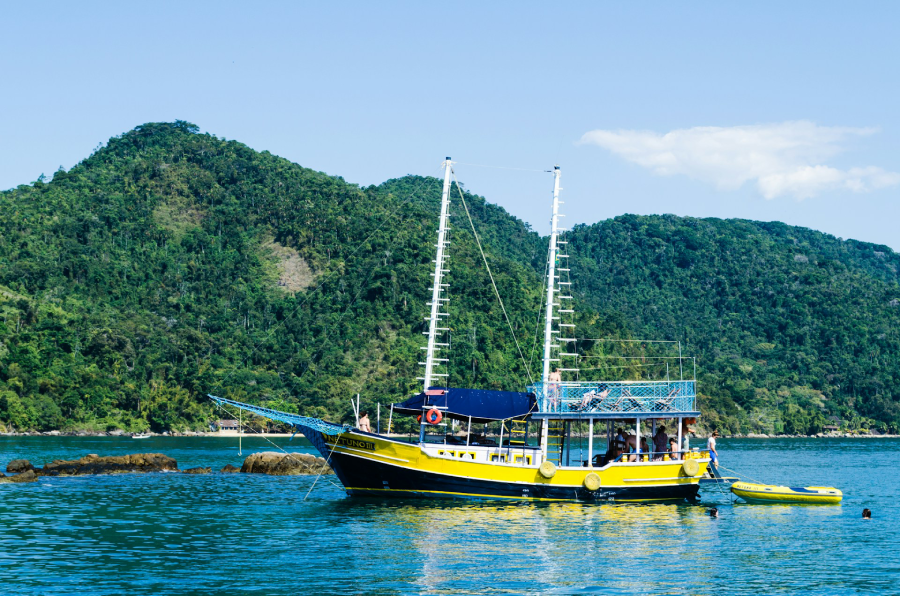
[528,380,696,415]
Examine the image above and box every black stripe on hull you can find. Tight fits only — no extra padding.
[328,451,699,503]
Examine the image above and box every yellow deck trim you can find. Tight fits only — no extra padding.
[332,445,409,463]
[325,432,708,490]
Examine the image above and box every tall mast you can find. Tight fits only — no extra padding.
[422,157,454,392]
[541,166,562,383]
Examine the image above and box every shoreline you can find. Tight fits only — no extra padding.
[1,431,898,439]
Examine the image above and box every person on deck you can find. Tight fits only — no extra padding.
[653,425,669,461]
[623,433,636,461]
[681,421,692,454]
[707,430,720,474]
[623,434,650,462]
[669,437,680,460]
[548,368,562,411]
[358,412,371,433]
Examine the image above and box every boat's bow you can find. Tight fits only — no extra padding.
[208,394,351,459]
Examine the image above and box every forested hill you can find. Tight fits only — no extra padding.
[0,122,898,434]
[567,216,900,434]
[0,122,550,433]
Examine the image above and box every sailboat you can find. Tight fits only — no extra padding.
[210,159,710,502]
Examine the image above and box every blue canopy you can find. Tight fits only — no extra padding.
[392,387,536,423]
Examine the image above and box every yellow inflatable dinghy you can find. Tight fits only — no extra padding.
[731,481,842,505]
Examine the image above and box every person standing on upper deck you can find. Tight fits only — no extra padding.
[548,368,562,411]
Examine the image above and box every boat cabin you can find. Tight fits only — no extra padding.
[392,376,703,469]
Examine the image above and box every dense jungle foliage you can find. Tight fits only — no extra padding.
[0,122,898,434]
[567,217,900,434]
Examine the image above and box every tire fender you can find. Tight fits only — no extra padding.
[539,460,557,479]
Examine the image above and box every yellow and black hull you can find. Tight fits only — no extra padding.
[318,430,707,503]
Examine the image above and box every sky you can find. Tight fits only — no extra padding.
[2,2,899,249]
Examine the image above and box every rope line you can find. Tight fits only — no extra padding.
[707,463,732,502]
[578,356,689,360]
[578,363,673,371]
[577,339,679,343]
[452,171,533,384]
[527,274,548,376]
[212,400,309,464]
[454,161,550,174]
[304,438,341,501]
[717,464,766,485]
[212,399,346,500]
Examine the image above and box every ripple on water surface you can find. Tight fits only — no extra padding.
[0,436,897,595]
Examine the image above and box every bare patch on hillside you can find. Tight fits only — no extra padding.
[264,239,314,293]
[0,285,27,302]
[152,198,204,236]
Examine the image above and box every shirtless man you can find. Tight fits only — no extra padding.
[623,433,649,462]
[668,437,680,460]
[548,368,562,411]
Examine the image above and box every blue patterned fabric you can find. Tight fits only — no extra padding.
[207,395,351,436]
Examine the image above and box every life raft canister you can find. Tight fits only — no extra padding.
[681,458,700,476]
[425,408,442,425]
[584,472,601,491]
[539,460,557,479]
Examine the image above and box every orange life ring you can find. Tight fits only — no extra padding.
[425,408,442,425]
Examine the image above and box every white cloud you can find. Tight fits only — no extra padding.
[579,121,900,199]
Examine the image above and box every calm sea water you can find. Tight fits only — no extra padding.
[0,436,896,595]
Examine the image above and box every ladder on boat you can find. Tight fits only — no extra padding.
[507,419,528,447]
[546,420,566,466]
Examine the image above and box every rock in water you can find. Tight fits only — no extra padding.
[39,453,178,476]
[0,470,38,484]
[182,467,212,474]
[240,452,333,475]
[220,464,241,473]
[6,459,34,474]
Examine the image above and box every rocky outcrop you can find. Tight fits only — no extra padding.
[220,464,241,473]
[38,453,178,476]
[0,470,37,484]
[7,459,34,474]
[240,452,332,475]
[182,467,211,474]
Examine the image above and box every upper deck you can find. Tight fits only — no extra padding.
[528,379,699,419]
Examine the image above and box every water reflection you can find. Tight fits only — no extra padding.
[1,437,898,595]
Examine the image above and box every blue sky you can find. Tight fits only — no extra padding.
[2,2,898,249]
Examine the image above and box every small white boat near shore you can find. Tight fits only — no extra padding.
[132,433,152,439]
